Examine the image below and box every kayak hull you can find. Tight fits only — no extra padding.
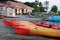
[3,20,20,27]
[3,20,60,38]
[14,21,60,38]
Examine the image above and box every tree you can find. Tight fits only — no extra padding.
[44,1,49,11]
[33,3,37,12]
[51,5,58,13]
[24,2,35,7]
[39,7,46,12]
[39,2,46,12]
[33,2,46,12]
[0,0,15,3]
[39,2,42,7]
[24,1,46,12]
[32,0,39,12]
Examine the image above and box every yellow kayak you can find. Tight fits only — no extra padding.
[14,21,60,38]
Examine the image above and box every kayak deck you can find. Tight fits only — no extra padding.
[3,20,60,38]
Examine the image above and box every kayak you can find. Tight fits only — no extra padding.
[3,20,20,27]
[51,24,60,30]
[3,20,60,37]
[13,21,60,38]
[3,20,11,26]
[32,21,52,28]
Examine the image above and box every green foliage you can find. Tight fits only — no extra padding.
[24,2,46,12]
[0,0,15,3]
[44,1,49,5]
[24,2,35,7]
[33,4,38,12]
[39,2,42,7]
[44,1,49,10]
[39,2,46,12]
[51,5,58,13]
[39,7,46,12]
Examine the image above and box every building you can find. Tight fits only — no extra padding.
[0,1,34,17]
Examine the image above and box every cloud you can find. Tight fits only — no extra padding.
[17,0,35,2]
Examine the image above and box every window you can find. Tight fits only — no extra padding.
[10,13,12,15]
[0,7,3,11]
[9,8,12,11]
[15,9,17,13]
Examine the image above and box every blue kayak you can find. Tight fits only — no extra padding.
[48,16,60,21]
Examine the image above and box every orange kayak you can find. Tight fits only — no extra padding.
[13,21,60,38]
[3,20,60,38]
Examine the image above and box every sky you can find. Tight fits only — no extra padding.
[16,0,60,11]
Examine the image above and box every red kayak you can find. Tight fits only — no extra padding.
[13,25,30,35]
[32,21,52,28]
[3,20,11,26]
[3,20,20,27]
[31,21,44,26]
[42,22,51,27]
[51,24,60,30]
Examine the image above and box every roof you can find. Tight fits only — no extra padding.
[0,3,5,7]
[0,3,10,8]
[6,1,34,10]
